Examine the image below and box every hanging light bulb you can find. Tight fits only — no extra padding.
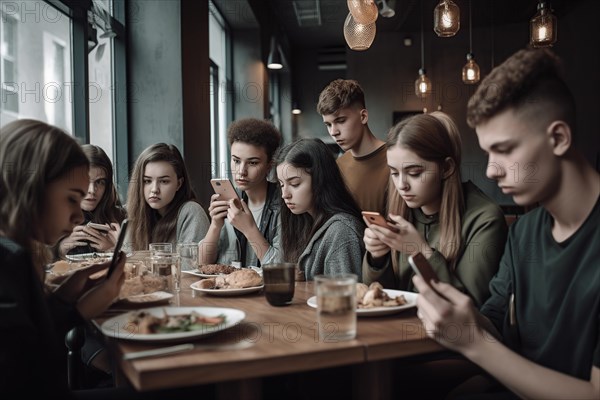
[415,68,432,98]
[434,0,460,37]
[343,12,376,51]
[462,0,480,84]
[415,1,431,98]
[347,0,378,25]
[530,1,557,47]
[462,54,480,84]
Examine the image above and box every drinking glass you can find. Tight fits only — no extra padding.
[315,274,357,341]
[263,263,295,306]
[149,242,172,256]
[177,242,199,271]
[150,253,181,294]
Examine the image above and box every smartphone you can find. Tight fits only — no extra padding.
[408,252,439,286]
[106,219,128,278]
[87,222,111,232]
[361,211,399,233]
[210,178,241,202]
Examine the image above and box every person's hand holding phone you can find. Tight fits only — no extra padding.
[208,193,231,229]
[368,213,433,258]
[58,225,89,257]
[227,198,257,235]
[82,223,118,252]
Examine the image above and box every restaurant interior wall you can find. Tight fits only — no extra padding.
[292,0,600,206]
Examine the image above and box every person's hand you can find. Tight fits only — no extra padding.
[75,252,127,319]
[208,193,229,229]
[369,214,433,257]
[413,275,487,353]
[82,225,117,252]
[52,262,111,303]
[227,199,257,235]
[363,225,391,259]
[58,225,89,256]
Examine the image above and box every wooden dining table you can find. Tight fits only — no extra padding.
[99,275,444,399]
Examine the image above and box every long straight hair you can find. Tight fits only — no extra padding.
[126,143,197,250]
[387,112,464,267]
[81,144,125,224]
[0,119,88,261]
[275,138,362,262]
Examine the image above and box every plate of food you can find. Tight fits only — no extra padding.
[100,306,245,342]
[306,282,418,317]
[65,252,113,262]
[182,263,239,278]
[190,268,264,296]
[119,291,174,305]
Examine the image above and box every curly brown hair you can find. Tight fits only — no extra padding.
[226,118,282,162]
[466,48,575,131]
[316,79,366,116]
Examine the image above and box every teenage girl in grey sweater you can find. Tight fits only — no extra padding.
[275,139,365,281]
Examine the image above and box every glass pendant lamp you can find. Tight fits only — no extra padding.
[462,0,480,84]
[434,0,460,37]
[347,0,378,25]
[343,12,376,51]
[415,2,431,98]
[530,1,557,47]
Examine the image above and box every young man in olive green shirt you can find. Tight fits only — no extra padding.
[414,49,600,398]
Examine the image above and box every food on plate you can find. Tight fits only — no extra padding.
[128,309,226,334]
[198,263,238,275]
[356,282,407,308]
[120,275,168,298]
[198,269,262,289]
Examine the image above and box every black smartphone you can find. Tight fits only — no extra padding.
[106,219,128,278]
[408,252,439,286]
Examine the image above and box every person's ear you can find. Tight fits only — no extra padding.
[547,120,571,156]
[360,108,369,125]
[442,157,456,180]
[176,177,183,191]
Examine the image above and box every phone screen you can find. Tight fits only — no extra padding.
[106,219,128,278]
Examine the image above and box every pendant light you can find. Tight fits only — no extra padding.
[267,36,283,70]
[347,0,378,25]
[343,12,376,51]
[530,1,557,47]
[434,0,460,37]
[379,0,395,18]
[462,0,480,84]
[415,1,431,98]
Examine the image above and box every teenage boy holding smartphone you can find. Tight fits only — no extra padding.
[413,48,600,398]
[199,118,282,268]
[317,79,389,214]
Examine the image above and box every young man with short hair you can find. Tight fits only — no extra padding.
[317,79,388,214]
[414,48,600,398]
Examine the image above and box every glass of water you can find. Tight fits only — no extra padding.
[150,253,181,294]
[315,274,357,342]
[177,242,198,272]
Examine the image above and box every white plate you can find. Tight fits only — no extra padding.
[190,281,264,296]
[306,289,418,317]
[65,252,113,262]
[100,306,245,342]
[120,291,174,305]
[182,270,222,278]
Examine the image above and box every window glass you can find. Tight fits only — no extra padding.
[89,0,115,163]
[0,1,72,131]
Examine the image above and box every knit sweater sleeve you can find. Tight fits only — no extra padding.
[321,222,364,279]
[176,201,210,244]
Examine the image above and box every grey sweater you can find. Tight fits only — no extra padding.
[298,212,365,281]
[173,201,210,246]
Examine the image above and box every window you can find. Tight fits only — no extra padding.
[0,1,72,131]
[1,11,18,114]
[209,2,231,178]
